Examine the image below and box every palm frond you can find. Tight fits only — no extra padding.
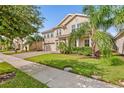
[70,22,91,40]
[93,31,115,57]
[25,33,43,46]
[33,33,43,42]
[69,22,91,47]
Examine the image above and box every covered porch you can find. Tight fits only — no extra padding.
[76,36,92,47]
[58,34,92,48]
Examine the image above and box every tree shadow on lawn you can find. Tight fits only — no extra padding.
[39,59,104,77]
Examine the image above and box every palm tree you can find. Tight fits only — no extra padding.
[70,6,116,58]
[25,33,43,51]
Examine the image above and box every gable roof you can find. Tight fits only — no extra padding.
[58,13,88,26]
[42,26,62,34]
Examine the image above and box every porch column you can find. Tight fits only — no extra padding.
[66,38,68,45]
[89,37,92,47]
[76,39,79,47]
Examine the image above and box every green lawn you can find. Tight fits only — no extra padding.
[26,54,124,86]
[0,62,48,88]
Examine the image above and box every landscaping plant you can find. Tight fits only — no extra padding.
[58,42,72,54]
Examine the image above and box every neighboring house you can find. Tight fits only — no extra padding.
[13,37,23,50]
[42,13,92,52]
[13,37,43,51]
[115,31,124,54]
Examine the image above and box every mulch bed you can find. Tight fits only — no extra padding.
[0,72,16,84]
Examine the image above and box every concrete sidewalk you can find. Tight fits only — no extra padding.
[0,53,119,88]
[12,51,54,59]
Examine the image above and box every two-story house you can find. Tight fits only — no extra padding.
[115,30,124,54]
[42,13,92,52]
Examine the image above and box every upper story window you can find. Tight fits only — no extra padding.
[47,34,49,38]
[59,29,61,36]
[84,39,89,46]
[72,25,76,32]
[56,30,59,36]
[44,35,46,38]
[77,23,82,29]
[56,29,61,36]
[44,32,54,38]
[51,32,54,38]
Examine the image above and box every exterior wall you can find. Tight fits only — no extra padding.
[44,37,57,44]
[59,15,75,26]
[66,16,89,35]
[43,30,58,51]
[116,34,124,54]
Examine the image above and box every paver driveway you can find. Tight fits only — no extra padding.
[0,52,119,88]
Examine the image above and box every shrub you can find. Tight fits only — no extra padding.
[71,46,92,56]
[80,47,92,56]
[71,47,81,54]
[110,57,124,66]
[58,42,72,54]
[58,42,92,56]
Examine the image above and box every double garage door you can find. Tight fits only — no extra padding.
[45,43,56,51]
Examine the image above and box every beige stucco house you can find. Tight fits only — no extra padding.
[42,13,92,52]
[115,31,124,54]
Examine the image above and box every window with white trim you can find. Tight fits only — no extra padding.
[44,35,46,38]
[47,34,49,38]
[77,23,82,29]
[84,39,89,46]
[72,25,76,32]
[56,29,61,36]
[51,32,53,38]
[59,29,61,36]
[56,30,59,36]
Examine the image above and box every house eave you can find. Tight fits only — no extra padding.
[114,31,124,40]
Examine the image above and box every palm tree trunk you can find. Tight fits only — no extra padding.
[91,42,96,57]
[91,28,96,57]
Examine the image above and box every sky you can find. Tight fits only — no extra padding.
[39,5,117,36]
[40,5,82,31]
